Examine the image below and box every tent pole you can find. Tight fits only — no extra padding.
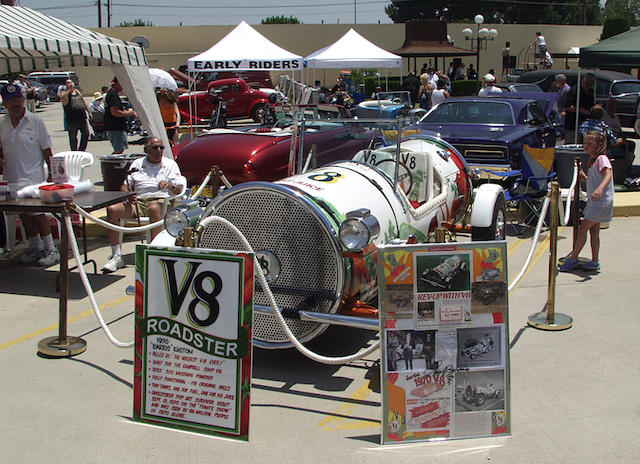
[575,68,581,144]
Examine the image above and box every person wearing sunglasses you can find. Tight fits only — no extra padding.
[102,136,185,273]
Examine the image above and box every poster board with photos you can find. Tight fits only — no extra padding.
[378,241,510,444]
[133,245,254,440]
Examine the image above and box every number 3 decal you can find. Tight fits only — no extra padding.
[308,171,343,183]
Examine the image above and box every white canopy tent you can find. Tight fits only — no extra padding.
[305,29,402,69]
[187,21,303,72]
[0,5,170,157]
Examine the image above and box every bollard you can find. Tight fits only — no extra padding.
[572,157,581,248]
[527,182,573,331]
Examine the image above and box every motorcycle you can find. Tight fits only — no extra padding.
[259,92,278,126]
[209,89,228,129]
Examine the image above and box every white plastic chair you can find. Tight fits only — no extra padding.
[119,176,187,244]
[51,151,94,181]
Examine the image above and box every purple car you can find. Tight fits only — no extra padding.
[412,96,557,170]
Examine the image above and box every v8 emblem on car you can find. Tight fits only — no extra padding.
[256,250,281,283]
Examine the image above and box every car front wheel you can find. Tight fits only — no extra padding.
[472,194,507,241]
[251,103,265,123]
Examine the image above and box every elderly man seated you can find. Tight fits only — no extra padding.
[102,136,185,273]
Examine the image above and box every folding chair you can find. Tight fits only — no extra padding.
[119,176,188,244]
[482,145,556,234]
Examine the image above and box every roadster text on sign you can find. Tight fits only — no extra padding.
[133,245,253,440]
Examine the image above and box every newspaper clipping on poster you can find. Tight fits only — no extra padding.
[378,242,510,444]
[133,245,253,440]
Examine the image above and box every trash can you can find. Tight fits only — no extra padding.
[99,154,145,191]
[555,144,590,188]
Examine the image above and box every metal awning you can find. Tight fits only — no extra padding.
[0,5,147,74]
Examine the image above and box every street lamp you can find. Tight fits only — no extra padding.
[462,15,498,82]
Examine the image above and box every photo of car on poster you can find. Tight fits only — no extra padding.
[471,281,507,313]
[414,251,472,327]
[384,284,414,320]
[457,326,504,369]
[454,369,505,413]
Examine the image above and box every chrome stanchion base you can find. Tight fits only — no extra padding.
[37,336,87,357]
[527,312,573,331]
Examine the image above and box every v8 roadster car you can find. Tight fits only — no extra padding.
[174,104,382,185]
[413,96,556,170]
[157,133,507,350]
[462,383,500,407]
[177,78,269,124]
[421,255,466,289]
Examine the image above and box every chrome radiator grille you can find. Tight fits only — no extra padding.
[456,144,509,164]
[198,185,344,348]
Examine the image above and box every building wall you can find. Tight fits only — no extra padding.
[74,23,602,94]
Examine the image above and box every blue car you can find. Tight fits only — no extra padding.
[411,96,557,170]
[352,91,425,122]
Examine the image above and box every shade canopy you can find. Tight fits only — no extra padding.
[579,28,640,68]
[187,21,303,72]
[305,29,402,69]
[0,6,170,156]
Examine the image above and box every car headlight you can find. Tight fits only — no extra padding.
[164,200,203,237]
[339,208,380,252]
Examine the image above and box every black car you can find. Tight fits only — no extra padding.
[518,69,640,128]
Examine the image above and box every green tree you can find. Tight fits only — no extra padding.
[600,17,631,40]
[118,19,152,27]
[384,0,603,25]
[603,0,640,24]
[261,15,300,24]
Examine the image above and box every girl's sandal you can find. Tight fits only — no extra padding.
[558,258,578,272]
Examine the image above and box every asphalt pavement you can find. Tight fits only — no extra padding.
[0,102,639,463]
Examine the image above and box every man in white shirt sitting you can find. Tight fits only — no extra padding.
[478,74,502,96]
[101,136,185,272]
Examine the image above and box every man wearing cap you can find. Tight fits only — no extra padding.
[478,74,502,96]
[104,76,136,154]
[0,84,59,266]
[562,73,596,144]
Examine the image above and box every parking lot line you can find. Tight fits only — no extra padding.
[318,380,380,431]
[0,295,133,352]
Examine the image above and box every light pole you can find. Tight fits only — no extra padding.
[462,15,498,83]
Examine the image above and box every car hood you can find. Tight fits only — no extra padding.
[413,124,535,143]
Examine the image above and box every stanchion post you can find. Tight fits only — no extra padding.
[572,157,581,248]
[37,201,88,356]
[527,182,573,331]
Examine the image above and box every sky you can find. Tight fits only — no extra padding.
[19,1,394,28]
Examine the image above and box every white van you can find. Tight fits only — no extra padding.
[27,71,80,101]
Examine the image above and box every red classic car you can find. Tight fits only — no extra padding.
[174,104,382,185]
[178,78,269,124]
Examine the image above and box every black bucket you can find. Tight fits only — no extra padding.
[99,154,145,191]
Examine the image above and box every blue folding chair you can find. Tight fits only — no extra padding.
[482,145,556,234]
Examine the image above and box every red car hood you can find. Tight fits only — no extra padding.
[175,130,290,184]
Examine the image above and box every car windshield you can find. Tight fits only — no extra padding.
[377,91,411,106]
[510,83,542,92]
[36,76,70,85]
[610,81,640,96]
[420,101,515,125]
[273,105,346,129]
